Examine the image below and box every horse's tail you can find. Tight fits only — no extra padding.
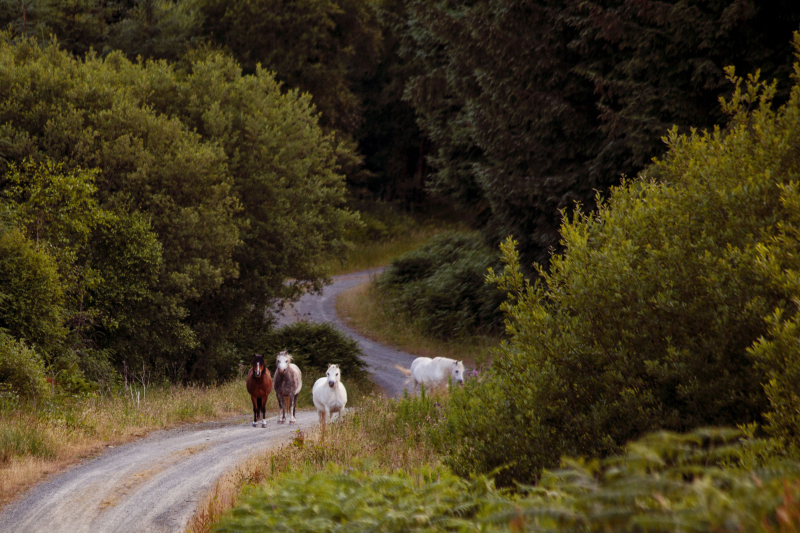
[394,364,411,377]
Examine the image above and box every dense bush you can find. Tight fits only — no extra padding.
[377,232,504,339]
[0,227,65,354]
[502,429,800,532]
[214,465,503,533]
[0,334,48,399]
[440,52,800,485]
[213,428,800,532]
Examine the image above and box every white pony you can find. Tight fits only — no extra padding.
[312,364,348,426]
[397,357,464,394]
[274,351,302,424]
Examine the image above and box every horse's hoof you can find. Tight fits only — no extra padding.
[290,420,296,424]
[252,422,256,427]
[261,423,267,428]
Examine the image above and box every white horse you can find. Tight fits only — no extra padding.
[274,351,302,424]
[312,364,348,427]
[396,357,465,394]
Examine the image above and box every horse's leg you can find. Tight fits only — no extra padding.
[276,394,285,424]
[289,394,297,424]
[251,397,258,427]
[258,397,267,427]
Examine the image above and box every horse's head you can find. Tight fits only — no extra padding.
[452,360,465,385]
[276,350,292,373]
[251,353,266,378]
[326,364,340,388]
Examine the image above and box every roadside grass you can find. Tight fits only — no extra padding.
[187,389,447,533]
[336,280,499,367]
[0,381,261,507]
[322,225,455,276]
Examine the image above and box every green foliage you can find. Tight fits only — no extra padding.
[745,44,800,448]
[3,158,100,265]
[402,0,800,266]
[211,427,800,532]
[497,429,800,532]
[108,0,203,61]
[213,464,504,533]
[0,333,48,399]
[441,55,800,485]
[0,227,65,353]
[196,0,381,137]
[377,231,504,339]
[0,38,352,380]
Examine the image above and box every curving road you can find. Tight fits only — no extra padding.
[278,268,416,396]
[0,269,415,533]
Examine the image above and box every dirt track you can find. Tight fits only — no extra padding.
[0,269,415,532]
[278,267,417,396]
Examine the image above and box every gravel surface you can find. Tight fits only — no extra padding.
[0,412,317,533]
[1,269,417,532]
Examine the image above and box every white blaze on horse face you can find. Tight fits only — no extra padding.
[255,362,261,377]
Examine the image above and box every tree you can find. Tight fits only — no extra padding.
[196,0,382,137]
[402,0,800,267]
[0,38,353,380]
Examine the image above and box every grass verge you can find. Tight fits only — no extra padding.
[335,280,499,367]
[323,224,466,276]
[0,381,261,507]
[186,390,447,532]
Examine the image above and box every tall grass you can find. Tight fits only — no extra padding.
[336,281,498,366]
[187,391,448,532]
[0,381,256,506]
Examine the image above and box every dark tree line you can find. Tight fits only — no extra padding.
[401,0,800,265]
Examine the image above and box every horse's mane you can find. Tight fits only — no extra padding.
[278,350,293,362]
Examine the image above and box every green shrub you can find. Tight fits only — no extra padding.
[213,464,504,533]
[211,428,800,532]
[442,54,800,485]
[496,429,800,532]
[0,227,65,354]
[0,334,48,399]
[377,232,504,339]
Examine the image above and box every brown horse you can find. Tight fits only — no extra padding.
[246,353,273,427]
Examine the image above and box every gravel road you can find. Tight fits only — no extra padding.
[278,267,417,396]
[0,412,317,533]
[1,269,416,532]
